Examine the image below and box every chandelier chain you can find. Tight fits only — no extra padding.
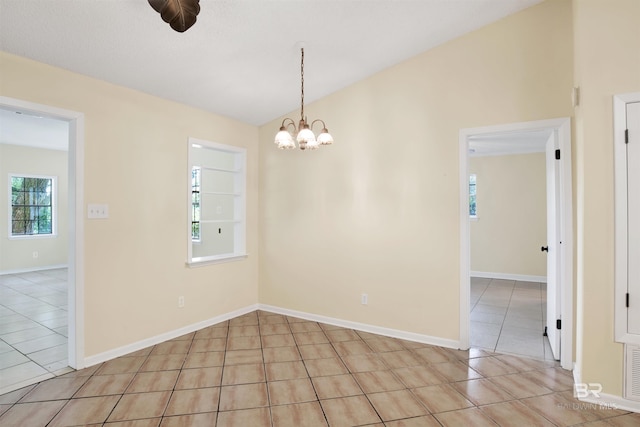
[300,48,305,122]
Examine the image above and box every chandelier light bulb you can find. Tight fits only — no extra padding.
[317,128,334,145]
[275,127,295,149]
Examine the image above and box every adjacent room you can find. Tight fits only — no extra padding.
[467,133,552,360]
[0,110,73,388]
[0,0,639,425]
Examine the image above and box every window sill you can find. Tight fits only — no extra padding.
[187,253,248,267]
[8,233,57,240]
[470,216,479,222]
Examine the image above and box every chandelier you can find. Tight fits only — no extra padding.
[274,48,334,150]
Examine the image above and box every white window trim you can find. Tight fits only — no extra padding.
[8,173,58,240]
[186,137,247,267]
[188,254,248,267]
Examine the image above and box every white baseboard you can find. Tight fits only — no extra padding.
[573,364,640,413]
[471,271,546,283]
[577,392,640,413]
[258,304,460,350]
[83,304,259,367]
[0,264,68,276]
[84,303,461,368]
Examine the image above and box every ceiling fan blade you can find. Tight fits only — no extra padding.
[148,0,200,33]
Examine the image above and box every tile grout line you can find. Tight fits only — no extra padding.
[289,316,331,427]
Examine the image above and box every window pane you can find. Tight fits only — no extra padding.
[38,219,52,234]
[12,191,25,205]
[192,167,201,190]
[12,206,27,220]
[11,177,24,191]
[469,174,477,216]
[39,206,52,222]
[37,190,51,206]
[12,220,26,234]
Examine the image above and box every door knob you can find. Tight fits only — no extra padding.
[541,246,549,252]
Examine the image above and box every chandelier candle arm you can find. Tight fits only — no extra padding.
[273,47,334,151]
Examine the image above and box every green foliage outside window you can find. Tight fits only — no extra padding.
[11,176,53,235]
[469,174,477,217]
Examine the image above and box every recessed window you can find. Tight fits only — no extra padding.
[10,174,56,237]
[469,174,477,218]
[187,138,247,266]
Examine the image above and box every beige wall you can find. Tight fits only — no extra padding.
[573,0,640,396]
[0,52,260,358]
[0,144,68,272]
[470,153,547,278]
[258,0,573,341]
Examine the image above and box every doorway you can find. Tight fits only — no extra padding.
[459,118,573,370]
[0,96,85,394]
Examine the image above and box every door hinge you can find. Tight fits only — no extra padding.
[543,326,548,337]
[625,129,629,144]
[627,293,630,308]
[556,319,562,330]
[555,149,561,160]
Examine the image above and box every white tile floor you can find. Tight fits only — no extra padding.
[0,268,71,395]
[471,276,556,361]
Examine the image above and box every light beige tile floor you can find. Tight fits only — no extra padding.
[1,310,638,426]
[471,277,555,360]
[0,268,71,395]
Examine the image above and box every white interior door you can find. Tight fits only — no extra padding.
[627,102,640,335]
[545,133,561,360]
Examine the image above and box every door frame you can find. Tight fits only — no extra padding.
[459,117,573,370]
[0,96,85,369]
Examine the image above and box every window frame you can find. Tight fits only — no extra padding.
[8,173,57,239]
[187,138,247,267]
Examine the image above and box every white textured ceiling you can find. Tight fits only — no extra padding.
[0,0,542,127]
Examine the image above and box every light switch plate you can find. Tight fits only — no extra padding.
[88,204,109,219]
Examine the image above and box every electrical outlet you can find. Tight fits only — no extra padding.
[178,296,185,308]
[32,251,38,259]
[361,294,368,305]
